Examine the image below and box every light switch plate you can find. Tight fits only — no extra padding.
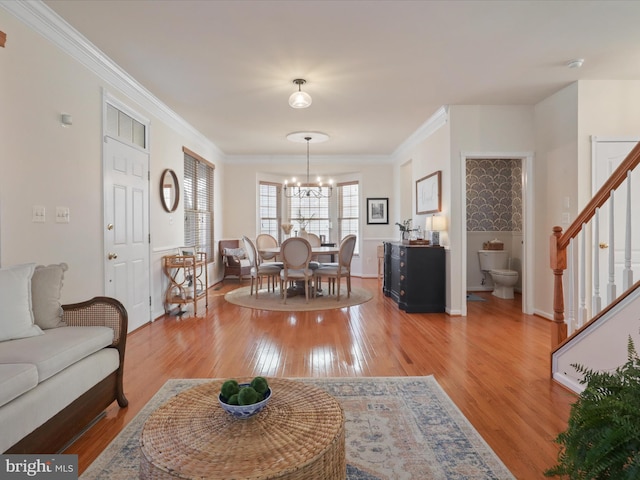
[32,205,45,223]
[56,207,70,223]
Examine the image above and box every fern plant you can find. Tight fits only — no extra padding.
[545,335,640,479]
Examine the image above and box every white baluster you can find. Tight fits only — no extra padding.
[607,190,616,305]
[593,208,601,315]
[566,241,575,335]
[623,170,633,290]
[578,224,587,329]
[607,190,616,304]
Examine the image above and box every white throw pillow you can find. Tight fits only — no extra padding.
[223,247,246,258]
[32,263,68,329]
[0,263,43,341]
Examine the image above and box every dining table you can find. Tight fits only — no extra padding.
[259,245,339,261]
[258,244,340,297]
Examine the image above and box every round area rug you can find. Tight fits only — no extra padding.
[224,285,373,312]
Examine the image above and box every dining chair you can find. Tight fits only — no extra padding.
[314,234,357,300]
[306,233,321,247]
[242,236,281,298]
[255,233,279,263]
[279,237,314,304]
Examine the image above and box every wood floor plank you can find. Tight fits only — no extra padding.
[65,279,574,479]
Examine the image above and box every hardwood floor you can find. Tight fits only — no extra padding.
[66,278,575,479]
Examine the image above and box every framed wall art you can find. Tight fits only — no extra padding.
[366,198,389,224]
[416,171,441,215]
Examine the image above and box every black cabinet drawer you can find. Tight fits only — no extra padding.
[383,242,445,313]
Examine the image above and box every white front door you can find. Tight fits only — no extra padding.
[104,136,151,332]
[593,138,639,307]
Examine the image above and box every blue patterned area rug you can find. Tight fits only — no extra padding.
[81,377,514,479]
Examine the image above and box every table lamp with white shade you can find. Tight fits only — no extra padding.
[426,215,446,246]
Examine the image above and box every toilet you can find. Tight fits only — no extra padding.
[477,250,519,299]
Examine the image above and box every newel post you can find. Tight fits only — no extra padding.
[550,226,567,348]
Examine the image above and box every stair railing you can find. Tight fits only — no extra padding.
[550,142,640,349]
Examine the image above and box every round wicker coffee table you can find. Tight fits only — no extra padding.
[140,378,346,479]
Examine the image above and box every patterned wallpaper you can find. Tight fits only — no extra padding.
[466,159,522,232]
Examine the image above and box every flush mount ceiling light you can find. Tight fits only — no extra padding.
[288,79,312,109]
[284,131,332,198]
[566,58,584,69]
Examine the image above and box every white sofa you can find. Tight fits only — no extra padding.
[0,263,128,453]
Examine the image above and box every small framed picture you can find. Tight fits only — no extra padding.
[367,198,389,224]
[416,171,441,215]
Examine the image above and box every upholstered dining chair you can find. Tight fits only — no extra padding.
[242,236,281,298]
[306,233,321,247]
[314,234,357,301]
[255,233,279,263]
[279,237,314,304]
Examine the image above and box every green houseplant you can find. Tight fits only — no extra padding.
[395,219,414,242]
[545,335,640,479]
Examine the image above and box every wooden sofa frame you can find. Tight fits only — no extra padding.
[6,296,128,454]
[219,239,251,283]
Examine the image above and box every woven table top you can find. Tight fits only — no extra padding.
[140,378,346,480]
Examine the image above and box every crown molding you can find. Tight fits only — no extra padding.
[391,105,449,162]
[226,154,390,165]
[1,0,222,157]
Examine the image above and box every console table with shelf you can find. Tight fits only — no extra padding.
[162,250,208,314]
[383,242,445,313]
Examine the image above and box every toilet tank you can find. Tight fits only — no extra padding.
[478,250,509,272]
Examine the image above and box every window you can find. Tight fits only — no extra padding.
[106,103,146,148]
[338,182,359,254]
[183,147,214,261]
[288,189,331,240]
[282,181,359,249]
[259,182,281,242]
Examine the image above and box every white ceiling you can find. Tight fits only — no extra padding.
[42,0,640,156]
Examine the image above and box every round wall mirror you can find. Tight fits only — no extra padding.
[160,169,180,212]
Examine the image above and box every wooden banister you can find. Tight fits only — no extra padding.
[550,226,567,347]
[557,142,640,250]
[550,141,640,348]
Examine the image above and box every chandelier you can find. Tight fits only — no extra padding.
[284,132,333,198]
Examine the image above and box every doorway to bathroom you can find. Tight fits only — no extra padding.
[460,152,534,316]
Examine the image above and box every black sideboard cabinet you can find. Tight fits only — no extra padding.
[383,242,445,313]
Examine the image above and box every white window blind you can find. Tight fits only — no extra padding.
[338,182,359,254]
[184,149,214,260]
[259,182,281,242]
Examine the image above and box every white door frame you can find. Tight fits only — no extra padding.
[102,91,152,327]
[460,151,534,316]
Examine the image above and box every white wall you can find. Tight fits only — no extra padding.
[0,10,222,320]
[578,80,640,206]
[553,288,640,393]
[532,86,579,319]
[532,80,640,320]
[393,117,452,309]
[449,106,535,315]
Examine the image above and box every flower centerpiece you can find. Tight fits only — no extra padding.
[296,210,314,233]
[395,219,415,243]
[281,223,293,236]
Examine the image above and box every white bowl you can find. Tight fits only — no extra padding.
[218,384,271,419]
